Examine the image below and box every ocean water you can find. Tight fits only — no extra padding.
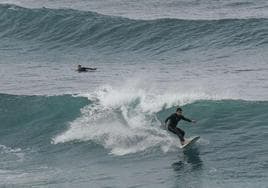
[0,1,268,187]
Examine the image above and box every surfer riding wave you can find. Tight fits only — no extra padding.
[165,108,196,146]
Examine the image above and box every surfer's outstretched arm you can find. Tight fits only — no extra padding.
[181,116,196,123]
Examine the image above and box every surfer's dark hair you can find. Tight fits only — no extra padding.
[176,108,182,112]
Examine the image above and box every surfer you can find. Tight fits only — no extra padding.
[77,64,97,72]
[165,108,196,146]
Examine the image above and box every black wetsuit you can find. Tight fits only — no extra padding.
[77,67,97,72]
[165,113,192,142]
[78,67,88,72]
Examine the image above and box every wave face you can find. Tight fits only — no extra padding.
[0,94,89,147]
[0,4,267,55]
[1,91,268,155]
[1,90,268,187]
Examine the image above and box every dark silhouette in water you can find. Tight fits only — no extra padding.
[172,147,203,187]
[77,64,97,72]
[173,147,203,172]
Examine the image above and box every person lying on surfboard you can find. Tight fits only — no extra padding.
[165,107,196,146]
[77,64,97,72]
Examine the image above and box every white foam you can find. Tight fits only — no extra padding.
[53,81,231,155]
[0,144,25,161]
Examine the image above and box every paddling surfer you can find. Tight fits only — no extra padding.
[77,64,97,72]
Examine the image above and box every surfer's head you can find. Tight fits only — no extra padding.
[176,107,182,115]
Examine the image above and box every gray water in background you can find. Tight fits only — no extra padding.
[1,0,268,20]
[1,49,267,100]
[0,3,267,98]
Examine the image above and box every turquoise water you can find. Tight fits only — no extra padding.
[0,1,268,187]
[1,94,268,187]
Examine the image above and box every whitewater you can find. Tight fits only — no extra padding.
[0,1,268,187]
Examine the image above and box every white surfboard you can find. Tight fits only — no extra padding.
[180,136,200,149]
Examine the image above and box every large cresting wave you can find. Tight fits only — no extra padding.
[1,83,268,157]
[52,83,239,156]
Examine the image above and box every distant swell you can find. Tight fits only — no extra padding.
[0,4,267,54]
